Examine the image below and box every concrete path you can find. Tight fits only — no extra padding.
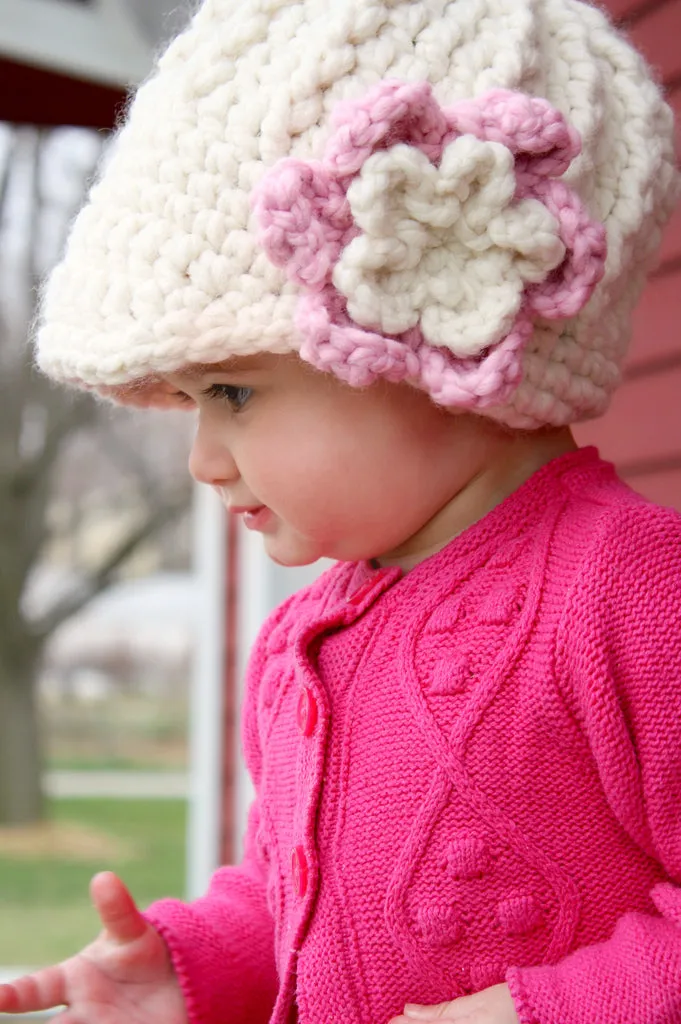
[44,770,189,799]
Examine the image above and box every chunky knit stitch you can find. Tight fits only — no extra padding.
[34,0,679,428]
[145,448,681,1024]
[252,82,606,411]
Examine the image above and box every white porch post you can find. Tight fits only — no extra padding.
[232,524,269,861]
[186,484,226,899]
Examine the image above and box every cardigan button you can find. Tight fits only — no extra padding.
[291,845,308,898]
[296,687,318,737]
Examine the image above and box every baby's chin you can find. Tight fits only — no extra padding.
[262,531,327,568]
[261,521,391,567]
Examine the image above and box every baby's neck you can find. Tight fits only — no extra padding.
[376,427,578,573]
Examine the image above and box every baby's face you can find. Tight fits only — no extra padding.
[164,353,486,568]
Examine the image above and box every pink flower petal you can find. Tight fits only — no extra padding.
[252,159,353,290]
[297,290,530,409]
[448,90,581,179]
[523,178,607,318]
[325,79,449,176]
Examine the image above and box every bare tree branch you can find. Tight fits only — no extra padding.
[10,390,96,502]
[95,423,165,504]
[31,486,192,640]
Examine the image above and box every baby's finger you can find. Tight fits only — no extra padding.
[90,871,147,945]
[0,965,67,1014]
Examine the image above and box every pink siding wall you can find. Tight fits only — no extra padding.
[574,0,681,511]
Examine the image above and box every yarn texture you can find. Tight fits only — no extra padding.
[252,82,606,411]
[144,449,681,1024]
[34,0,679,427]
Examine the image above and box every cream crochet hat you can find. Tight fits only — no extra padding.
[35,0,679,428]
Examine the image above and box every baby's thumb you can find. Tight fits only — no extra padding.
[90,871,147,945]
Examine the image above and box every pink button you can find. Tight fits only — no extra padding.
[296,687,318,737]
[291,845,308,898]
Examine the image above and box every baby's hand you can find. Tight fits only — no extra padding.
[391,983,520,1024]
[0,871,187,1024]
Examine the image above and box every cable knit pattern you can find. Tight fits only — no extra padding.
[34,0,679,427]
[144,449,681,1024]
[252,83,606,410]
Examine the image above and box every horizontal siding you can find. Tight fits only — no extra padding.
[602,0,646,20]
[600,0,672,22]
[659,205,681,266]
[574,362,681,466]
[625,2,681,83]
[577,275,681,489]
[576,0,681,513]
[627,272,681,367]
[621,465,681,508]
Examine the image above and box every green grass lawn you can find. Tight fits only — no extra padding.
[0,798,186,966]
[47,757,182,772]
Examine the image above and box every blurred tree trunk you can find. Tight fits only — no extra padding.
[0,125,192,826]
[0,640,43,823]
[0,459,46,824]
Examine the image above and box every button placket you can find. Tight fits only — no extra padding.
[290,640,327,912]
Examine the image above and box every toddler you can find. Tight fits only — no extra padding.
[1,0,680,1023]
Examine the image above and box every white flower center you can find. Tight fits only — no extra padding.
[333,135,565,355]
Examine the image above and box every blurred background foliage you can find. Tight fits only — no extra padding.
[0,6,197,969]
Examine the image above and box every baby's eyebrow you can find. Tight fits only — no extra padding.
[180,356,269,378]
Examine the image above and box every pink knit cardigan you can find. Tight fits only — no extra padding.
[146,447,681,1024]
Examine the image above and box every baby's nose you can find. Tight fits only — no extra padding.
[188,421,239,487]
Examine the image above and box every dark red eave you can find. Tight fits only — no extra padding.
[0,54,127,130]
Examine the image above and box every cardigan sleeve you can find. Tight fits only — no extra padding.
[506,502,681,1024]
[141,594,300,1024]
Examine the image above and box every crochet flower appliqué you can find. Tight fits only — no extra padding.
[252,81,607,410]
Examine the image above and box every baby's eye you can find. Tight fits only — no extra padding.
[201,384,253,411]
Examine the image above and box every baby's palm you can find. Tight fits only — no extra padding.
[0,872,187,1024]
